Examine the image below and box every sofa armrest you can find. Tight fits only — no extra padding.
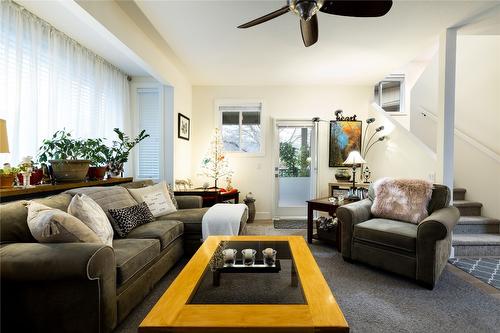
[1,242,114,281]
[1,243,117,333]
[416,206,460,288]
[175,195,203,209]
[417,206,460,241]
[337,199,373,259]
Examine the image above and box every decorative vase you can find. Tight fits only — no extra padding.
[107,162,124,178]
[334,168,351,182]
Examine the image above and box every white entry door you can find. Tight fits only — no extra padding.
[273,120,317,219]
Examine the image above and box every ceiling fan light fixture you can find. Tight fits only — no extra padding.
[292,0,321,21]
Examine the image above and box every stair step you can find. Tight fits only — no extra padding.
[453,200,482,216]
[452,234,500,256]
[455,216,500,234]
[453,188,466,200]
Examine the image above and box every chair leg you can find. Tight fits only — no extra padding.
[342,256,354,263]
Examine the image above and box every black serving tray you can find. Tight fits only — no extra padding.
[217,259,281,273]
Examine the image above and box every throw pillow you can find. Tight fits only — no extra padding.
[68,194,114,247]
[167,184,178,209]
[127,181,177,217]
[27,202,101,243]
[371,177,433,224]
[108,202,155,237]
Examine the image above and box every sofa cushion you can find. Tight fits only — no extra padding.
[160,208,209,234]
[427,184,451,214]
[113,238,160,286]
[353,218,417,253]
[127,182,177,217]
[126,220,183,250]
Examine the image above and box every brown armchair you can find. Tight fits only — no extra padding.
[337,184,459,289]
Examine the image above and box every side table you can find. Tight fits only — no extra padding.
[306,198,353,252]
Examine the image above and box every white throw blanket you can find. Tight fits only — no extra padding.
[202,203,248,240]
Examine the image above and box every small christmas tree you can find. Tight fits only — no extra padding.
[200,128,233,188]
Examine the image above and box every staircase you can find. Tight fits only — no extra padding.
[452,188,500,256]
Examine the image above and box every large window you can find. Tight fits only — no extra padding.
[0,1,129,164]
[217,102,263,154]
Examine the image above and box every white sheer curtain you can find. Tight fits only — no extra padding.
[0,0,130,164]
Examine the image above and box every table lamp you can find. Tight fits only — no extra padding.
[0,119,9,154]
[343,150,366,200]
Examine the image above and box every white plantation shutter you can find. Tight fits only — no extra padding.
[137,88,161,180]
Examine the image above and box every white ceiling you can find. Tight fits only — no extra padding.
[136,0,498,86]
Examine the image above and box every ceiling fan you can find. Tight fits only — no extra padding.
[237,0,393,47]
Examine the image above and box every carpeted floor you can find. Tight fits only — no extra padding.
[273,218,307,229]
[114,221,500,333]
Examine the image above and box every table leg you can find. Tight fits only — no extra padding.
[291,261,298,287]
[307,204,313,244]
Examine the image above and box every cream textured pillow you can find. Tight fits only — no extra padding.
[371,178,433,224]
[27,202,101,243]
[127,181,177,217]
[68,194,114,247]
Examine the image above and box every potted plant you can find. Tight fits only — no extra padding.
[0,164,20,188]
[37,130,90,182]
[106,128,149,177]
[82,138,110,180]
[17,156,44,186]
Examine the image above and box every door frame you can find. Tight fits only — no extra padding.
[272,118,318,219]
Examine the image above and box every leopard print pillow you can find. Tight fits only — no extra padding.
[108,202,154,237]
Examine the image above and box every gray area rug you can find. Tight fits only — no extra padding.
[449,257,500,290]
[114,243,500,333]
[273,219,307,229]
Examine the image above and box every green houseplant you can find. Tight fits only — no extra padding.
[37,130,90,182]
[106,128,149,177]
[82,138,110,180]
[0,164,20,188]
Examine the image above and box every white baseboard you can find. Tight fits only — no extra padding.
[255,211,272,220]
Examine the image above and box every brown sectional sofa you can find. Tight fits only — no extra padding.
[0,180,247,333]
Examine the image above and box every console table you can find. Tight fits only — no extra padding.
[0,177,133,203]
[174,188,240,207]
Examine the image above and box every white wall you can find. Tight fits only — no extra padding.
[365,104,437,182]
[454,35,500,218]
[410,35,500,218]
[192,85,372,219]
[75,0,192,180]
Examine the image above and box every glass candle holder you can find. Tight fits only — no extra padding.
[262,248,277,266]
[222,249,237,266]
[241,249,256,266]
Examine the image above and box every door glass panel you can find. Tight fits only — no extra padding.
[278,127,312,207]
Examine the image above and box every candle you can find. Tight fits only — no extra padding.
[263,248,274,258]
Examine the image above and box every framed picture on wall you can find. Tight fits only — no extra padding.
[329,120,362,167]
[178,113,190,141]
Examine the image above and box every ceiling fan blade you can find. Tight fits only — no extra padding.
[237,5,290,28]
[300,14,319,47]
[320,0,393,17]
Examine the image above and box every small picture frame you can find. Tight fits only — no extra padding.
[178,113,190,141]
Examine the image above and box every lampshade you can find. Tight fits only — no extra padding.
[343,150,366,165]
[0,119,9,153]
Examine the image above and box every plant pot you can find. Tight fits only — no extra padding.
[107,162,124,178]
[0,175,15,188]
[49,160,90,182]
[87,166,107,180]
[17,169,44,185]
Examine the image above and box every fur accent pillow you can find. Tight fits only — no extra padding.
[27,202,101,243]
[68,194,114,247]
[371,178,433,224]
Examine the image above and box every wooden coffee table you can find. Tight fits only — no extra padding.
[139,235,348,333]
